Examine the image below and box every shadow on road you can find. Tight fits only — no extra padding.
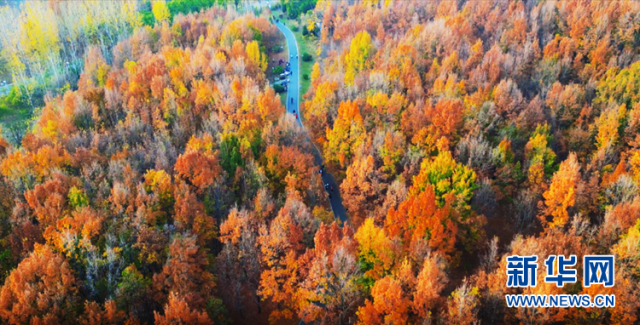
[274,21,349,225]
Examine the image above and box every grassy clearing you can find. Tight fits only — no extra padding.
[0,85,31,133]
[0,106,28,121]
[0,108,32,145]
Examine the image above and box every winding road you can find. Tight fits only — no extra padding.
[274,21,349,224]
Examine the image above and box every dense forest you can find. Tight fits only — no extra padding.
[0,0,237,140]
[0,0,640,324]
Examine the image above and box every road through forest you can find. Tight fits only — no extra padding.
[274,21,349,224]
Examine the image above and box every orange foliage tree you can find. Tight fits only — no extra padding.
[154,292,213,325]
[541,153,581,229]
[153,235,216,311]
[356,276,410,324]
[0,244,78,323]
[386,185,458,259]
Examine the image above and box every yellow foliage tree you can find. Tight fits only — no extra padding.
[246,40,268,71]
[152,1,171,23]
[307,19,316,34]
[22,3,60,61]
[596,104,627,150]
[629,150,640,185]
[311,62,321,85]
[354,218,395,281]
[324,100,366,168]
[345,31,374,86]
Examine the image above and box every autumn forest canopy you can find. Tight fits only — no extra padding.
[2,0,640,324]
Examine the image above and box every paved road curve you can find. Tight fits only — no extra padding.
[274,21,349,224]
